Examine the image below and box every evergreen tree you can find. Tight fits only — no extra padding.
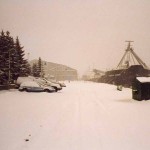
[0,30,31,85]
[32,63,39,77]
[37,57,42,77]
[25,62,31,75]
[37,57,44,77]
[0,30,15,84]
[0,30,5,84]
[15,37,30,78]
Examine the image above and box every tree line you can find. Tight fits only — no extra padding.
[0,30,44,85]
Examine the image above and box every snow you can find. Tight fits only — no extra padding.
[0,81,150,150]
[16,76,35,85]
[20,81,39,87]
[137,77,150,83]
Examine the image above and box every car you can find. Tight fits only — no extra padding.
[50,80,66,87]
[16,76,36,88]
[35,78,62,92]
[19,81,55,93]
[58,82,66,87]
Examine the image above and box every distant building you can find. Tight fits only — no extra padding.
[82,69,105,81]
[99,41,150,86]
[30,60,78,81]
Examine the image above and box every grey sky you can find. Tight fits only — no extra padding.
[0,0,150,76]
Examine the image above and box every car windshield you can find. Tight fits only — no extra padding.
[37,81,48,87]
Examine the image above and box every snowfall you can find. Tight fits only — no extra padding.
[0,81,150,150]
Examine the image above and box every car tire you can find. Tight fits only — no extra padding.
[19,89,24,92]
[53,87,57,92]
[44,89,50,93]
[25,88,29,92]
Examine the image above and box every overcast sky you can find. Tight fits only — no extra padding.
[0,0,150,76]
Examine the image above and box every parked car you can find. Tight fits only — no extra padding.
[58,82,66,87]
[19,81,55,93]
[50,80,66,87]
[16,76,36,88]
[35,78,62,92]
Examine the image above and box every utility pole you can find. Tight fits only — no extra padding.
[27,53,30,61]
[8,49,11,87]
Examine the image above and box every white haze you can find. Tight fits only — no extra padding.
[0,0,150,76]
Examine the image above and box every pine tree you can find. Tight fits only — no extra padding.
[25,62,31,75]
[0,30,15,84]
[37,57,44,77]
[0,30,31,85]
[15,36,30,78]
[0,30,5,84]
[37,57,42,77]
[32,63,39,77]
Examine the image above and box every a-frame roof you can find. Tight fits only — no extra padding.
[117,41,149,70]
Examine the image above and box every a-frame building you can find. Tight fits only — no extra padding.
[117,41,149,70]
[99,41,150,87]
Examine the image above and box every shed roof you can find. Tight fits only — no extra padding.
[136,77,150,83]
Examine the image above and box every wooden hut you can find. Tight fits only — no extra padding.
[132,77,150,100]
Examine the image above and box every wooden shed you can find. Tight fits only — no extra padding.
[132,77,150,100]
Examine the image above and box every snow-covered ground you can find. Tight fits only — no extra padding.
[0,81,150,150]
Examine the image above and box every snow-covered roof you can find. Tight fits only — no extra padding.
[136,77,150,83]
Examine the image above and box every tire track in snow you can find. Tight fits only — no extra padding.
[18,82,107,150]
[91,91,111,115]
[24,89,83,150]
[75,88,104,150]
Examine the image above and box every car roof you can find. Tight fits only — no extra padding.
[20,81,39,87]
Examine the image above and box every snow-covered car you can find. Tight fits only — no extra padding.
[50,80,66,87]
[16,76,35,87]
[58,82,66,87]
[35,78,62,92]
[19,81,55,93]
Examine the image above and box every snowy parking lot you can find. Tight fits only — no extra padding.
[0,81,150,150]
